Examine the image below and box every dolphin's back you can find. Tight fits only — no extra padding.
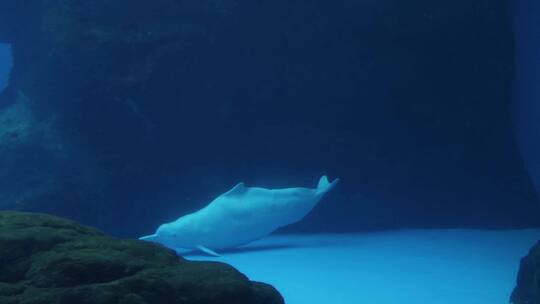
[206,176,338,241]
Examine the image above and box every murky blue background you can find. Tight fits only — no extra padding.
[0,1,538,238]
[0,43,10,92]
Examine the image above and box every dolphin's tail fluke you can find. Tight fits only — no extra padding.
[316,175,339,195]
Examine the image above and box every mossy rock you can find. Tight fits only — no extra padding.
[0,211,284,304]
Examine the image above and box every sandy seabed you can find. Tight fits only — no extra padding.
[186,229,540,304]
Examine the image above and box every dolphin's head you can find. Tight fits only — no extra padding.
[139,219,195,250]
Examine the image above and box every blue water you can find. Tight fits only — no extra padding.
[0,1,534,238]
[0,43,12,93]
[1,2,540,304]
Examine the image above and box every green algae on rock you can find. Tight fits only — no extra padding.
[0,211,284,304]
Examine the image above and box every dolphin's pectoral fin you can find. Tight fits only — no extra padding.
[196,245,220,257]
[223,182,246,197]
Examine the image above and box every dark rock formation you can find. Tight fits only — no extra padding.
[0,0,538,237]
[0,211,283,304]
[511,241,540,304]
[513,0,540,197]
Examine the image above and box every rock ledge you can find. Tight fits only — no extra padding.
[0,211,284,304]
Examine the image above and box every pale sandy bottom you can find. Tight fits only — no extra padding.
[185,229,540,304]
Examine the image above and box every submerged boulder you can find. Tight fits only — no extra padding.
[511,240,540,304]
[0,211,283,304]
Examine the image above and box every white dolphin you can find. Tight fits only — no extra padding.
[139,175,339,256]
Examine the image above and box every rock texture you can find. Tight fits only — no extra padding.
[511,240,540,304]
[513,1,540,198]
[0,211,284,304]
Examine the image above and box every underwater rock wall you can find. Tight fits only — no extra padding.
[513,0,540,198]
[511,4,540,303]
[0,0,538,237]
